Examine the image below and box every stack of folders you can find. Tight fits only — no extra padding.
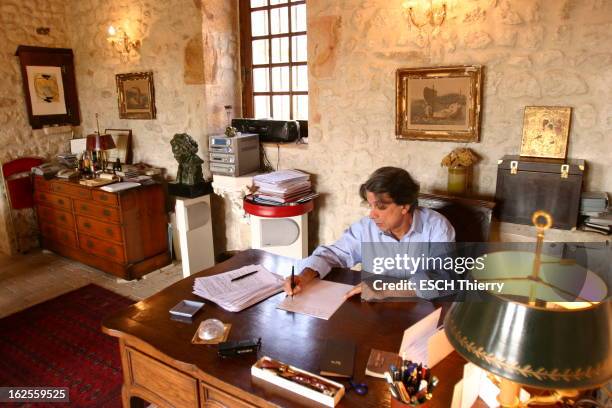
[193,264,284,312]
[252,169,318,205]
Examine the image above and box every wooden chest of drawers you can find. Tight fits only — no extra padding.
[34,177,170,280]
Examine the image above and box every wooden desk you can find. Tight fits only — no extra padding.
[103,250,469,408]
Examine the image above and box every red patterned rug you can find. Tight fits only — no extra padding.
[0,284,133,407]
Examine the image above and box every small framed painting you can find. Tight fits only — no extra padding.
[520,106,572,160]
[116,72,156,119]
[15,45,81,129]
[396,65,483,142]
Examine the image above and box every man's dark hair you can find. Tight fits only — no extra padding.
[359,167,420,211]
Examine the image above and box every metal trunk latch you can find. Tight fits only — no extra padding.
[560,164,569,179]
[510,161,518,175]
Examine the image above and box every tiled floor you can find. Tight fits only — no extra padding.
[0,249,184,319]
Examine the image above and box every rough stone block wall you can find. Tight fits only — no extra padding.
[0,0,74,254]
[246,0,612,251]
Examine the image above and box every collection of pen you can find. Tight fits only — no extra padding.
[384,360,438,406]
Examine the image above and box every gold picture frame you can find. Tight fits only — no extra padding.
[116,71,156,119]
[396,65,483,142]
[519,106,571,160]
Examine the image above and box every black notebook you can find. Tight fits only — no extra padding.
[319,339,355,378]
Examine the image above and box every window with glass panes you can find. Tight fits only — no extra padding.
[239,0,308,121]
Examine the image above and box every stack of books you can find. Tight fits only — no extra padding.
[252,169,318,205]
[123,175,155,185]
[583,213,611,235]
[116,165,140,179]
[580,192,608,216]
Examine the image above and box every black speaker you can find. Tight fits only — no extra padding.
[231,119,306,143]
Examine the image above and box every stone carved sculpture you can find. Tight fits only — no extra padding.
[170,133,204,186]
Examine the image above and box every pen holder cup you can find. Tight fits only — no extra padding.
[391,395,429,408]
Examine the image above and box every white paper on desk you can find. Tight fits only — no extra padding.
[193,264,284,312]
[276,280,353,320]
[399,308,452,367]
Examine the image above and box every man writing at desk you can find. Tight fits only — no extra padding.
[283,166,455,299]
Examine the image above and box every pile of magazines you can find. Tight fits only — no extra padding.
[251,169,318,205]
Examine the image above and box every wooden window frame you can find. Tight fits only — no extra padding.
[239,0,307,120]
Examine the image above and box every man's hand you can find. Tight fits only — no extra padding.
[283,267,319,296]
[343,283,362,300]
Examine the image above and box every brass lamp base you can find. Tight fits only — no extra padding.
[497,378,580,407]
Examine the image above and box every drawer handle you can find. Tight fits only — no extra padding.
[106,247,116,256]
[80,191,87,196]
[86,240,94,248]
[58,199,65,205]
[59,215,67,222]
[61,233,68,241]
[106,228,114,236]
[100,195,108,201]
[103,209,111,216]
[39,194,46,200]
[84,222,92,229]
[81,205,88,211]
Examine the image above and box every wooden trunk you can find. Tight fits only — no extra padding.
[34,177,170,279]
[495,155,584,230]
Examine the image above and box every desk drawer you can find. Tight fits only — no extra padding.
[127,348,198,408]
[35,192,71,211]
[92,190,118,206]
[51,182,92,200]
[41,224,77,248]
[74,199,120,223]
[38,205,74,230]
[34,177,51,192]
[79,234,125,263]
[76,216,123,243]
[201,384,256,408]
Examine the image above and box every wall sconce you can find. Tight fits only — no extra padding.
[402,0,447,30]
[107,25,141,57]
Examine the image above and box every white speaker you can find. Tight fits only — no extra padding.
[250,213,308,259]
[175,195,214,277]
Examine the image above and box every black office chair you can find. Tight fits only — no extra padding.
[418,193,495,242]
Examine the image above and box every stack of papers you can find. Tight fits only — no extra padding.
[193,265,284,312]
[253,169,315,204]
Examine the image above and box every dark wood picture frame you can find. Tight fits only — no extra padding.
[15,45,81,129]
[396,65,483,142]
[116,71,156,119]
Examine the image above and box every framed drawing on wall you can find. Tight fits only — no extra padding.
[15,46,81,129]
[104,128,133,164]
[116,71,156,119]
[519,106,571,160]
[396,65,483,142]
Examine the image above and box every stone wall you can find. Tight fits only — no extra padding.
[229,0,612,251]
[0,0,240,255]
[0,0,74,254]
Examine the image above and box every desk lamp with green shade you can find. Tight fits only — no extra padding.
[445,211,611,407]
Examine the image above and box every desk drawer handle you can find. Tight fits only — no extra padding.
[79,191,87,197]
[58,199,65,205]
[84,222,92,229]
[105,247,116,256]
[86,240,94,248]
[100,195,108,201]
[106,228,114,236]
[39,194,46,200]
[81,205,88,211]
[103,209,111,216]
[61,233,69,241]
[59,214,67,222]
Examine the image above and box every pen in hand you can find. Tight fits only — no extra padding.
[290,266,295,299]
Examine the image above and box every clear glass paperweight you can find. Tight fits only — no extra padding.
[198,318,225,340]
